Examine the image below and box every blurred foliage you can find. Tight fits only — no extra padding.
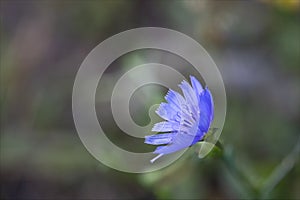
[1,0,300,199]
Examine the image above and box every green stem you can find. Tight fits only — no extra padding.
[220,144,258,198]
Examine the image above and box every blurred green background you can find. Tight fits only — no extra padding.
[1,0,300,199]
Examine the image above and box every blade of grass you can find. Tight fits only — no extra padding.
[260,137,300,198]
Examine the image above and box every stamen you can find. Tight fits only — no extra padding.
[150,154,164,163]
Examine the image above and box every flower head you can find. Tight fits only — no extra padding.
[145,76,214,163]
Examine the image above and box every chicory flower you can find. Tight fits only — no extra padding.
[145,76,214,163]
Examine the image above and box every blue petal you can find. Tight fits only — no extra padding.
[198,88,214,133]
[177,104,196,127]
[156,102,180,122]
[152,121,180,132]
[190,75,204,100]
[178,81,198,114]
[164,89,186,111]
[153,133,195,155]
[151,130,205,156]
[145,133,175,145]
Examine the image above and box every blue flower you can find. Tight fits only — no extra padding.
[145,76,214,163]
